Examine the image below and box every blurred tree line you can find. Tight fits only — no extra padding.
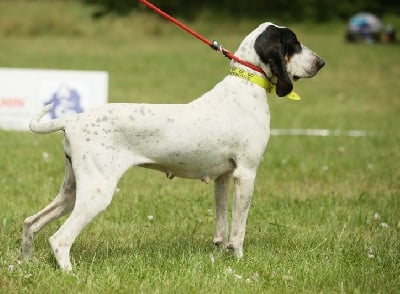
[82,0,400,21]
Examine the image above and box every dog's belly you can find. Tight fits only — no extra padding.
[141,155,236,182]
[130,126,244,181]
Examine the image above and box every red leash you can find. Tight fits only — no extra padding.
[139,0,265,75]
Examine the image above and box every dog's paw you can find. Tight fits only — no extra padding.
[213,235,228,249]
[227,243,243,259]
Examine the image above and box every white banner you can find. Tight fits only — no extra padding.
[0,68,108,131]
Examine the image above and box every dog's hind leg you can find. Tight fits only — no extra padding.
[213,172,231,248]
[48,163,120,272]
[20,156,76,260]
[228,167,256,258]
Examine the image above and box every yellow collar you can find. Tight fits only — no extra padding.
[229,67,301,100]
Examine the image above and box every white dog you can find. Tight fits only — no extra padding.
[20,22,324,271]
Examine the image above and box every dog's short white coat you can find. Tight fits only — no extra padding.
[20,22,323,272]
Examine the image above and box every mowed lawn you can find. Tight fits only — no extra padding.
[0,1,399,292]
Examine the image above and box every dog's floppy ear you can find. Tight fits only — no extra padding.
[254,26,293,97]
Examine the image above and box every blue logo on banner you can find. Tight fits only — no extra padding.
[45,86,84,119]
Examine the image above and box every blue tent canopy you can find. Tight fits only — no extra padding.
[348,12,383,33]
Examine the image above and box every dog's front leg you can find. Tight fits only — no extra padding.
[228,168,256,258]
[213,172,231,248]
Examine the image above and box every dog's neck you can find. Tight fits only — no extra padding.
[232,23,274,78]
[229,65,301,101]
[229,66,271,90]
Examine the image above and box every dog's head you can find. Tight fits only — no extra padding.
[235,23,325,97]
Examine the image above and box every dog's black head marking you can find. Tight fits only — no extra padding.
[254,25,302,97]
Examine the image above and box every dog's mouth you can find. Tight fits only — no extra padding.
[290,58,325,82]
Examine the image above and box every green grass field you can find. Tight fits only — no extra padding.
[1,1,399,292]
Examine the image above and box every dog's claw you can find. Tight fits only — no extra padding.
[213,239,224,247]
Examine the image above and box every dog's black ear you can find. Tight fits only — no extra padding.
[254,26,293,97]
[267,50,293,96]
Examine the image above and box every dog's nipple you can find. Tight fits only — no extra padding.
[201,175,211,184]
[166,170,174,179]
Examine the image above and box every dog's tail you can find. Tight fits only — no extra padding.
[29,104,66,134]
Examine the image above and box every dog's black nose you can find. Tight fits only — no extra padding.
[317,58,325,71]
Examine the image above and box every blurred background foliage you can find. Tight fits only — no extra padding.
[81,0,400,21]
